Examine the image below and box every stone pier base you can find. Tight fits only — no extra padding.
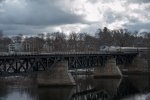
[94,58,122,78]
[37,61,76,87]
[125,56,149,74]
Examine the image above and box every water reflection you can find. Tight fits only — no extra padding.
[70,75,121,100]
[38,87,73,100]
[71,75,96,100]
[0,75,150,100]
[0,84,38,100]
[0,76,38,100]
[69,75,150,100]
[114,75,150,100]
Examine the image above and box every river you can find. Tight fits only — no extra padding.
[0,75,150,100]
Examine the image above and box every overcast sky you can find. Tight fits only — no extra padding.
[0,0,150,36]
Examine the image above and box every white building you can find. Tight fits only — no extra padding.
[8,43,23,54]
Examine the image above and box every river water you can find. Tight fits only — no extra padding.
[0,75,150,100]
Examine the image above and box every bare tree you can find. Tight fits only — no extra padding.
[68,32,78,52]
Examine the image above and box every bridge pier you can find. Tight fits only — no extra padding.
[94,58,122,78]
[124,55,149,74]
[37,61,76,87]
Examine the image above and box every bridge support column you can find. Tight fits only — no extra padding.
[94,58,122,78]
[37,61,76,87]
[127,55,149,74]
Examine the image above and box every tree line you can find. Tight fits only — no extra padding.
[0,27,149,53]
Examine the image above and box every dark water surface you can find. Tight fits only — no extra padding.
[0,75,150,100]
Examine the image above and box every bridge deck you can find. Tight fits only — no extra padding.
[0,52,138,75]
[0,52,138,57]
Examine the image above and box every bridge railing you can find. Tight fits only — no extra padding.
[0,50,142,56]
[0,51,117,56]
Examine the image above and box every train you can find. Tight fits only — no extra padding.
[100,46,149,53]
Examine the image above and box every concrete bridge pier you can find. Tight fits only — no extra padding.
[127,55,149,74]
[37,61,76,87]
[94,58,122,78]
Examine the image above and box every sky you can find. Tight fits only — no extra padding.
[0,0,150,36]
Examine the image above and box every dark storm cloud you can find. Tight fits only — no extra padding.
[124,22,150,32]
[0,23,45,35]
[0,0,85,26]
[0,0,4,2]
[127,0,150,3]
[0,7,85,26]
[87,0,99,3]
[0,24,46,31]
[0,0,88,35]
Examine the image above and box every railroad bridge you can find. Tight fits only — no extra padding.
[0,52,138,74]
[0,51,148,86]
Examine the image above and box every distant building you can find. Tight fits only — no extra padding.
[8,43,23,54]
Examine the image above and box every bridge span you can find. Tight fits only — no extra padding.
[0,52,138,75]
[0,51,149,86]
